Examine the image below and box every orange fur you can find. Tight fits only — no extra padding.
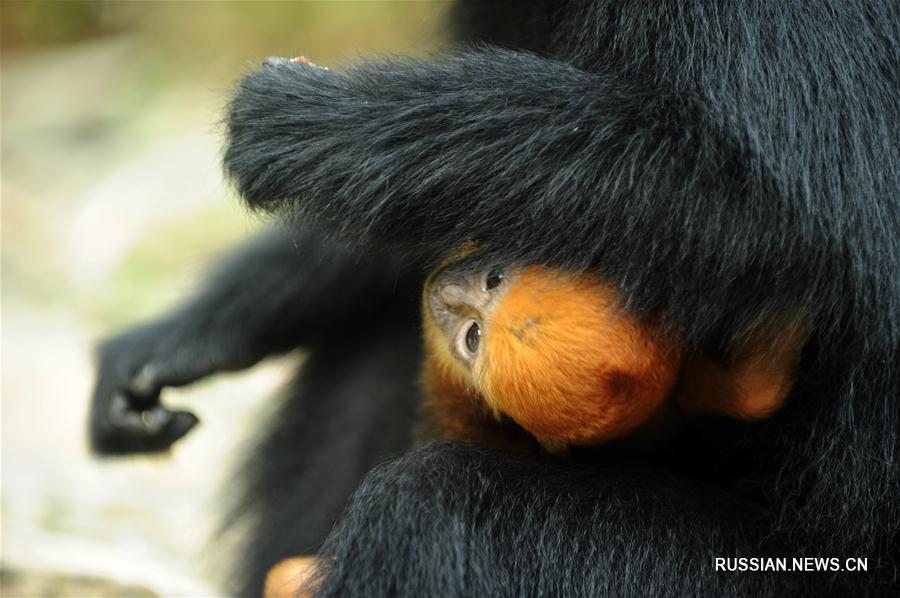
[264,556,317,598]
[420,260,806,451]
[478,267,682,446]
[421,303,538,451]
[675,319,808,420]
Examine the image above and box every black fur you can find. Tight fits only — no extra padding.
[91,0,899,595]
[89,227,414,454]
[220,301,421,593]
[312,441,828,596]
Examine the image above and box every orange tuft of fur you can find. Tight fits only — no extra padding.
[675,319,808,420]
[264,556,318,598]
[479,267,682,446]
[421,309,537,451]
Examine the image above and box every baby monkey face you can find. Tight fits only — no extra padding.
[426,263,509,367]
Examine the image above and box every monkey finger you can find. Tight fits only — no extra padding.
[127,361,209,397]
[96,392,199,454]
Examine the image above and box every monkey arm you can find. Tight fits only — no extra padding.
[223,47,855,342]
[305,443,830,596]
[90,226,409,455]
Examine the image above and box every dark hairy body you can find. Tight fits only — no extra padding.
[90,1,899,595]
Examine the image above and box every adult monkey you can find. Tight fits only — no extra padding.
[90,1,899,596]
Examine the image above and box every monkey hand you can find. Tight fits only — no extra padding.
[89,323,202,456]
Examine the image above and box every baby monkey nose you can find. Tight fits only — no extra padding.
[439,281,493,313]
[440,284,469,308]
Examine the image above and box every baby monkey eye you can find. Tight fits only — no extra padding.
[484,268,505,291]
[464,321,481,355]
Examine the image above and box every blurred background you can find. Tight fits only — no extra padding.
[1,2,446,595]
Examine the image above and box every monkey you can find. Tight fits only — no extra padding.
[259,256,810,597]
[420,257,808,454]
[89,0,899,593]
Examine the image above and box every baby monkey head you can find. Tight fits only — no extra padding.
[423,261,682,449]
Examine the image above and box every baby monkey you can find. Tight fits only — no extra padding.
[264,259,808,596]
[420,257,808,453]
